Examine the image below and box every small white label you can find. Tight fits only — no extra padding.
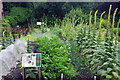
[17,25,19,28]
[61,73,63,78]
[94,76,96,80]
[37,22,41,25]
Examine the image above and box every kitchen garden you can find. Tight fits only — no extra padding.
[0,2,120,80]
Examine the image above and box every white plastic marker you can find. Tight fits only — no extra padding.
[37,22,41,26]
[61,73,63,80]
[17,25,19,28]
[94,76,96,80]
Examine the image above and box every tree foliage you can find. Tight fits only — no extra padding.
[4,7,32,27]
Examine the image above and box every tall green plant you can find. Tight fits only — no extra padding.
[76,4,120,80]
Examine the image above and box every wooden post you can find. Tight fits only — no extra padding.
[2,75,6,80]
[0,0,3,25]
[38,67,41,80]
[13,34,15,42]
[23,67,26,80]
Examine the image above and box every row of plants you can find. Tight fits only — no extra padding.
[36,36,78,79]
[52,8,119,41]
[76,5,120,80]
[0,30,14,50]
[23,33,79,79]
[1,4,119,80]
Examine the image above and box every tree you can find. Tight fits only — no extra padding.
[4,7,32,27]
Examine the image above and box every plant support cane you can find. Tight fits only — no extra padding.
[38,67,41,80]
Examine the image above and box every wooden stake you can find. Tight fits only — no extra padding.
[38,67,41,80]
[23,67,26,80]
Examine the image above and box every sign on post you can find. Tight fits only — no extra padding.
[22,53,42,80]
[22,53,41,67]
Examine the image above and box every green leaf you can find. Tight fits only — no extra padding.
[107,68,112,73]
[30,72,36,78]
[98,70,107,76]
[112,72,120,78]
[101,62,109,67]
[108,58,113,61]
[26,74,30,78]
[106,75,112,79]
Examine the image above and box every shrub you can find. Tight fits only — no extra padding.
[64,8,88,26]
[5,7,32,27]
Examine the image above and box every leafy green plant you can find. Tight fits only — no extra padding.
[64,8,88,26]
[53,25,63,37]
[36,36,78,79]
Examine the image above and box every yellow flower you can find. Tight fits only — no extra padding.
[3,30,6,37]
[113,8,118,16]
[10,32,11,37]
[90,11,92,15]
[101,11,105,16]
[28,33,30,37]
[99,11,105,30]
[27,33,30,41]
[95,10,98,14]
[94,10,98,25]
[81,17,82,21]
[112,8,118,31]
[107,5,112,29]
[109,5,112,11]
[55,23,56,26]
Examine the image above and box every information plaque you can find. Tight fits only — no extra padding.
[22,53,41,67]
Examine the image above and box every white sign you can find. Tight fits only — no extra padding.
[61,73,63,78]
[17,25,19,28]
[37,22,41,25]
[22,53,41,67]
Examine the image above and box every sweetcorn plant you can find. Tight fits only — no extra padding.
[76,5,120,80]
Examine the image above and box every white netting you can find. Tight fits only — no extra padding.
[0,39,27,79]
